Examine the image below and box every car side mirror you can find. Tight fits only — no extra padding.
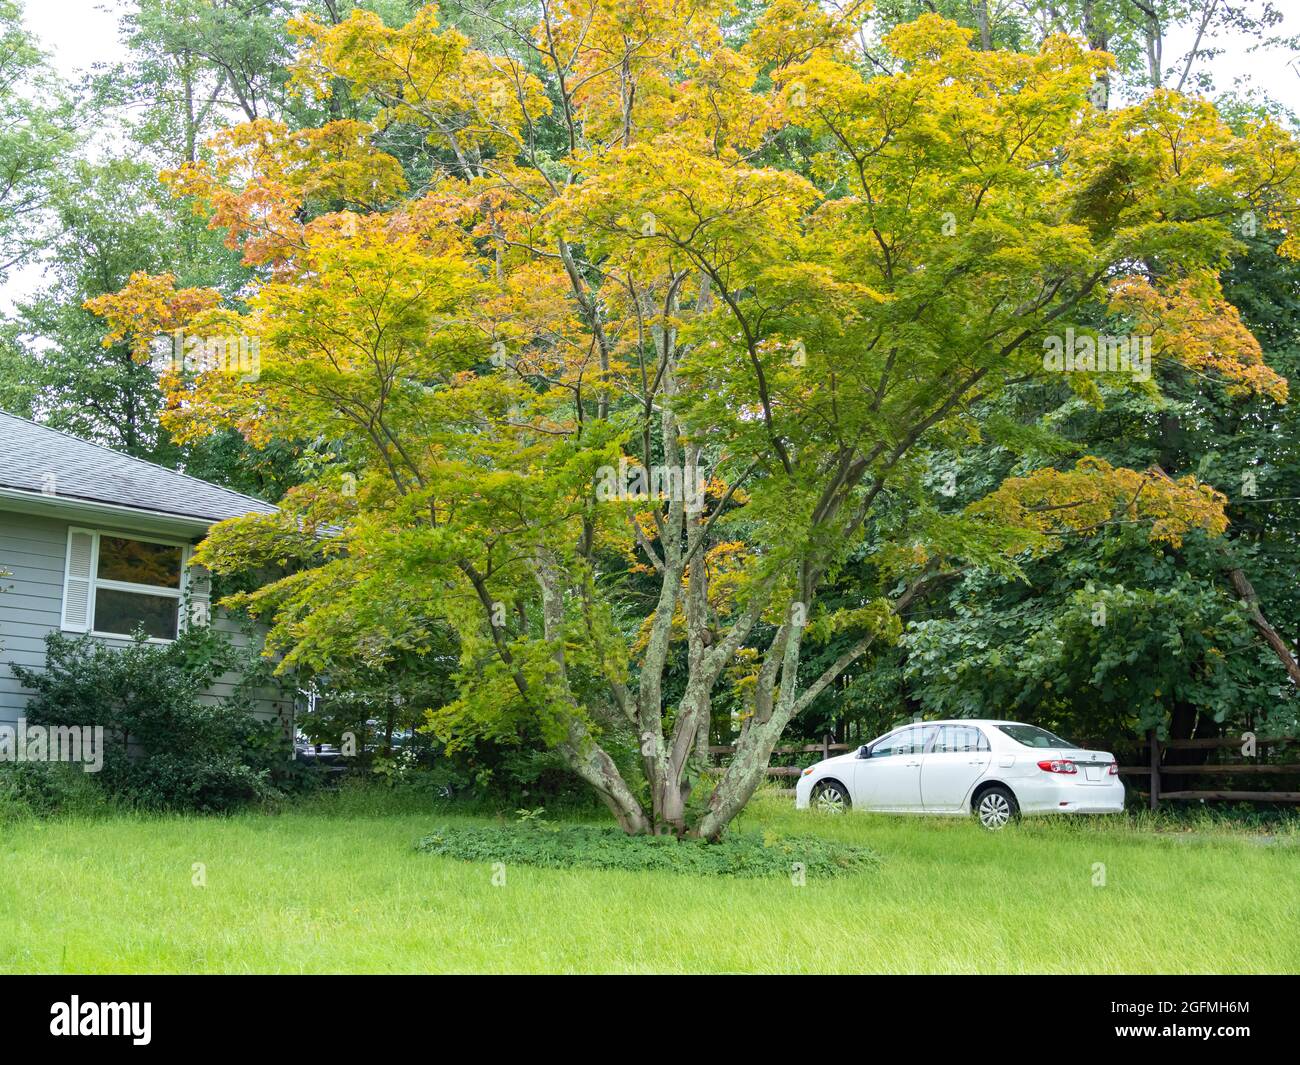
[857,745,870,759]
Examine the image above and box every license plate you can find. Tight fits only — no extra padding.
[1084,766,1101,782]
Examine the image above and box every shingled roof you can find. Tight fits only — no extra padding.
[0,411,277,524]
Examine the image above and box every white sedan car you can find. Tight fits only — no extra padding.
[795,720,1124,829]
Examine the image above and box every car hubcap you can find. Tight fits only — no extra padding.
[979,793,1011,828]
[815,788,846,814]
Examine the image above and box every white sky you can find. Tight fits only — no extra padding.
[21,0,124,81]
[4,0,1300,314]
[1,1,125,313]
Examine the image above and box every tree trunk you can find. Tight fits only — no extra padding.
[558,722,651,835]
[1228,567,1300,685]
[696,737,774,841]
[974,1,992,50]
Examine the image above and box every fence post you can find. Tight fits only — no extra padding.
[822,732,831,761]
[1147,728,1160,811]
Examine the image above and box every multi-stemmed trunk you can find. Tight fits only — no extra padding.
[533,279,1000,839]
[534,352,915,839]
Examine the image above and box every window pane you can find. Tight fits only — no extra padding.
[872,730,906,758]
[873,726,936,757]
[935,725,990,753]
[93,587,179,640]
[97,536,182,589]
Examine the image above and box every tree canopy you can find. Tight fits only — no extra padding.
[69,1,1300,836]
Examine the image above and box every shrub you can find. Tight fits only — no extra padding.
[488,748,605,806]
[417,820,878,879]
[12,628,295,812]
[0,761,113,821]
[376,756,470,798]
[100,751,271,813]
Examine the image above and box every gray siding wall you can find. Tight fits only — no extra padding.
[0,509,292,732]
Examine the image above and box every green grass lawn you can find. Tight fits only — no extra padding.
[2,790,1297,974]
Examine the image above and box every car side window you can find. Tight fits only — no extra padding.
[873,733,915,759]
[934,725,990,753]
[871,725,936,757]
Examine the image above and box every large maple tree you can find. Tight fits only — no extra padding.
[90,2,1299,837]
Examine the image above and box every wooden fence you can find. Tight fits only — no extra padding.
[1120,730,1300,809]
[708,734,848,793]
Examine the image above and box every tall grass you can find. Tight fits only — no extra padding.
[0,791,1296,973]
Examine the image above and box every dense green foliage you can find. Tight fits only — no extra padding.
[417,816,878,878]
[0,761,111,821]
[791,230,1300,753]
[0,0,71,282]
[12,629,297,811]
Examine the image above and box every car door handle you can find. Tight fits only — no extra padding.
[906,760,921,767]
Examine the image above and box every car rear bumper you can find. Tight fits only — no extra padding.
[1013,775,1125,814]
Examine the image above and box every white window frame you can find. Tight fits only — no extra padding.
[69,527,195,644]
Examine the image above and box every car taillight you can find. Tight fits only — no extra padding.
[1108,762,1119,776]
[1037,759,1077,774]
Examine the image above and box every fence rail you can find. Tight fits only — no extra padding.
[707,735,849,792]
[1126,731,1300,809]
[709,736,850,771]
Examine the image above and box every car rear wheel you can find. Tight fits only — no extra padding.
[975,785,1018,830]
[812,780,850,814]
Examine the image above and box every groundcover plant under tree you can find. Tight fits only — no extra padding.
[87,2,1299,839]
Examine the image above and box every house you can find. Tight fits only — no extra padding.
[0,410,291,730]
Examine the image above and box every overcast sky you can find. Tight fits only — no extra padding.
[5,0,1300,313]
[22,0,124,82]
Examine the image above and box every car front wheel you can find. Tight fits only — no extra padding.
[812,780,851,814]
[975,785,1018,830]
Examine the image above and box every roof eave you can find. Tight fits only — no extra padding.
[0,485,249,538]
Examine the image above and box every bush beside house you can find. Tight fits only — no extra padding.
[9,628,301,812]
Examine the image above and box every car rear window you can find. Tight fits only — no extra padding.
[997,724,1075,749]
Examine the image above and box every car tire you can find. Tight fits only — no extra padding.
[974,785,1018,830]
[811,779,851,814]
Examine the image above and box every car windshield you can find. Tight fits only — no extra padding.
[997,724,1075,749]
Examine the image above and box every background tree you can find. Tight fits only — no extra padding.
[10,159,240,454]
[777,12,1300,766]
[0,0,73,281]
[779,229,1300,755]
[869,2,1291,107]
